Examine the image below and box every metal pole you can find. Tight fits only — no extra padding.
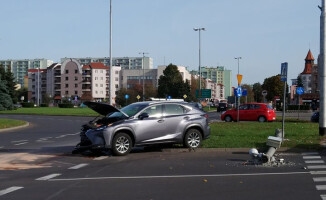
[235,57,241,122]
[194,28,205,92]
[139,52,148,101]
[109,0,112,105]
[320,0,326,135]
[37,68,40,106]
[282,80,286,139]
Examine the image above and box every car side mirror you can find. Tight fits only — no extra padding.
[139,113,149,120]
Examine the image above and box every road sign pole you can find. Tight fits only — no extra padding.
[281,62,288,140]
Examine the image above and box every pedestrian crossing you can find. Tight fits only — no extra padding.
[303,152,326,200]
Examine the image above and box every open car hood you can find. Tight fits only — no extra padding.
[84,101,128,117]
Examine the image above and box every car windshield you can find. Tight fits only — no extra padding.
[107,103,147,118]
[266,105,273,109]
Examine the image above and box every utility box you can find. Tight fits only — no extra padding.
[266,136,282,148]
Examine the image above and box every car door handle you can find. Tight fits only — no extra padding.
[157,119,164,123]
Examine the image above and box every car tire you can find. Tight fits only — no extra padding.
[184,129,202,148]
[225,115,232,122]
[258,116,266,122]
[112,132,132,156]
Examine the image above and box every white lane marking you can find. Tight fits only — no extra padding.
[36,174,61,181]
[55,132,79,139]
[317,185,326,190]
[305,160,325,164]
[69,163,88,170]
[11,140,28,143]
[314,177,326,182]
[302,152,319,156]
[0,186,24,196]
[321,194,326,200]
[49,171,310,182]
[311,171,326,175]
[307,165,326,169]
[303,156,321,159]
[14,142,28,146]
[93,156,108,161]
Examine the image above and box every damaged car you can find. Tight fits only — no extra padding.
[73,101,210,156]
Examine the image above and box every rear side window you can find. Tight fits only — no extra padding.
[164,104,187,115]
[250,104,261,109]
[265,105,273,109]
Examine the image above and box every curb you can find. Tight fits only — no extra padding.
[161,147,307,153]
[0,122,30,132]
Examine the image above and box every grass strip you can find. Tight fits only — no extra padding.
[0,107,98,116]
[202,121,322,149]
[0,118,27,129]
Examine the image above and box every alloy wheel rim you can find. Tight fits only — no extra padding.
[116,136,130,153]
[188,132,200,148]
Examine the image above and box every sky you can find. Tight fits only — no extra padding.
[0,0,322,87]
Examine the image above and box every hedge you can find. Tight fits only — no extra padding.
[21,102,34,108]
[58,103,74,108]
[40,103,48,107]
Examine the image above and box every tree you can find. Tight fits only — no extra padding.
[0,65,18,103]
[0,74,14,110]
[262,75,287,101]
[252,82,262,103]
[158,64,190,99]
[297,76,303,87]
[241,84,254,103]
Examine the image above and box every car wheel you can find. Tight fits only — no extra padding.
[112,132,132,156]
[184,129,202,148]
[258,116,266,122]
[225,115,232,122]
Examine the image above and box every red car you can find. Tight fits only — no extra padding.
[221,103,276,122]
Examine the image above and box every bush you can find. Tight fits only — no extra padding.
[287,105,310,110]
[58,103,74,108]
[40,103,48,107]
[21,102,34,108]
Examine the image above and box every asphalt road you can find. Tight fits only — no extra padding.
[0,114,325,200]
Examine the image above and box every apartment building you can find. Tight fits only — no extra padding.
[200,66,232,98]
[27,69,47,104]
[61,57,153,70]
[0,59,53,87]
[205,79,225,101]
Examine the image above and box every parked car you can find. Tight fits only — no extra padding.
[74,101,210,156]
[217,102,227,112]
[311,112,319,123]
[221,103,276,122]
[188,102,203,110]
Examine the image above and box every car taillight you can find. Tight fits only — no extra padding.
[202,114,208,118]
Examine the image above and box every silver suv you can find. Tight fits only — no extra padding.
[74,101,210,156]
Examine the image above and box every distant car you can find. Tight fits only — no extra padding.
[221,103,276,122]
[311,112,319,123]
[217,102,227,112]
[188,102,203,111]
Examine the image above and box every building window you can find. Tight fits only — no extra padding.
[75,77,78,81]
[95,70,98,73]
[75,91,78,95]
[115,77,118,81]
[100,77,103,80]
[100,84,103,87]
[75,70,78,74]
[95,77,98,80]
[65,91,68,95]
[65,70,69,74]
[115,84,119,89]
[65,84,68,88]
[95,91,98,94]
[95,84,98,87]
[75,84,78,88]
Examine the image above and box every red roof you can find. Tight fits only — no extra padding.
[305,49,314,61]
[82,62,109,70]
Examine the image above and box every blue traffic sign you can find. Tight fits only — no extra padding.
[281,62,288,82]
[237,87,242,97]
[167,96,171,99]
[125,94,129,99]
[242,89,247,96]
[296,87,304,95]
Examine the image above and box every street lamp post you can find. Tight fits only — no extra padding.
[139,52,149,101]
[193,28,205,91]
[109,0,113,105]
[37,67,40,106]
[235,57,242,122]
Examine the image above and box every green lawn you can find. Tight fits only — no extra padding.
[202,121,322,149]
[0,118,27,129]
[0,107,98,116]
